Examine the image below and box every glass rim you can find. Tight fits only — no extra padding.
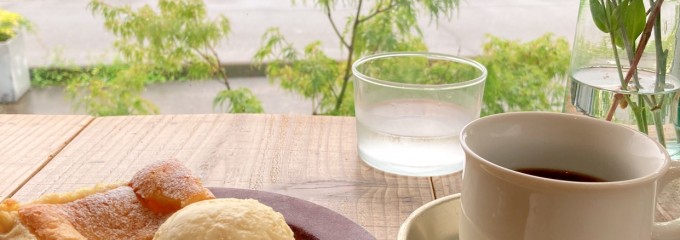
[351,52,488,90]
[570,65,680,95]
[460,112,670,188]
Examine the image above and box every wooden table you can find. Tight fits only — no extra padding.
[1,114,678,240]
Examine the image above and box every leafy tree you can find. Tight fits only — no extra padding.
[69,0,263,116]
[254,1,569,116]
[476,34,571,116]
[254,0,458,115]
[66,63,159,115]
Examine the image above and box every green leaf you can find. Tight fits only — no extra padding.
[620,0,645,44]
[609,0,645,49]
[590,0,610,33]
[213,88,264,113]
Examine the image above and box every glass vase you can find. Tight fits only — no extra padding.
[565,0,680,159]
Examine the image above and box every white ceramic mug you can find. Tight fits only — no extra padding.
[459,112,680,240]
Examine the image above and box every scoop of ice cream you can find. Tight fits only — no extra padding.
[153,198,294,240]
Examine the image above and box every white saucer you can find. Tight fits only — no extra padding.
[398,193,461,240]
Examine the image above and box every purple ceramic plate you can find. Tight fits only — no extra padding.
[209,187,375,240]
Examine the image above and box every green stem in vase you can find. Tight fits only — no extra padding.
[608,29,628,88]
[650,0,667,92]
[590,0,668,146]
[652,95,668,146]
[647,0,668,144]
[624,94,648,134]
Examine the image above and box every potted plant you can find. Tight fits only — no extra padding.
[0,8,31,103]
[567,0,680,158]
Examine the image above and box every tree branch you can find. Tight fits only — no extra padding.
[333,0,363,113]
[194,45,231,90]
[208,46,231,90]
[604,0,664,121]
[358,0,398,23]
[606,94,624,121]
[324,3,350,49]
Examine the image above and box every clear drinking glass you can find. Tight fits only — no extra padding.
[352,52,487,176]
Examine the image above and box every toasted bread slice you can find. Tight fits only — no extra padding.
[0,160,214,240]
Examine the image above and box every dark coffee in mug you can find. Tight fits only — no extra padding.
[515,168,606,182]
[460,112,680,240]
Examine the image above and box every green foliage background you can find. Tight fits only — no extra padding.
[66,0,263,116]
[254,0,458,115]
[27,0,570,117]
[255,0,570,116]
[478,34,570,116]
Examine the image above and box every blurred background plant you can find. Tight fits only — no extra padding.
[254,0,570,116]
[30,48,197,88]
[478,34,571,116]
[67,0,262,116]
[254,0,459,115]
[4,0,572,116]
[0,8,31,42]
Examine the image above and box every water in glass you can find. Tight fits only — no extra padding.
[356,98,473,176]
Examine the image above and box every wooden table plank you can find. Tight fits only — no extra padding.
[0,114,92,201]
[431,172,462,198]
[656,180,680,222]
[12,114,434,240]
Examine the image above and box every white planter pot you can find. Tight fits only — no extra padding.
[0,32,30,103]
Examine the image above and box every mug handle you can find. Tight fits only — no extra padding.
[653,161,680,240]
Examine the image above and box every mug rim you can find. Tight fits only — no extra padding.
[460,112,671,189]
[351,51,488,90]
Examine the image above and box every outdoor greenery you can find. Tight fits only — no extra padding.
[254,0,569,116]
[478,34,570,115]
[0,8,31,42]
[254,0,459,115]
[67,0,262,116]
[66,63,159,116]
[31,62,195,88]
[21,0,571,117]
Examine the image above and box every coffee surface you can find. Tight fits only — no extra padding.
[515,168,606,182]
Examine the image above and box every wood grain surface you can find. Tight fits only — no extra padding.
[431,172,462,198]
[10,113,677,237]
[0,114,92,201]
[12,114,435,240]
[656,179,680,222]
